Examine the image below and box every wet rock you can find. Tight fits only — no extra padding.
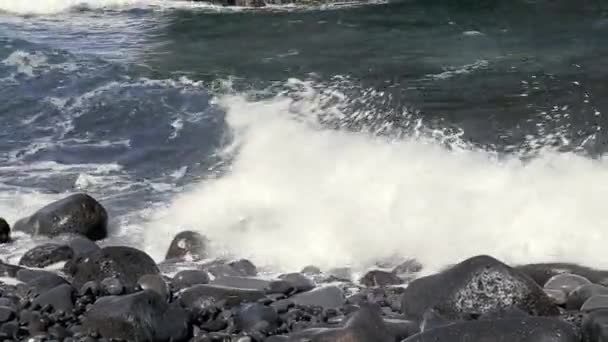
[393,259,423,275]
[582,308,608,342]
[271,299,294,314]
[19,243,74,268]
[300,265,321,275]
[0,260,22,277]
[400,255,559,320]
[582,295,608,312]
[0,320,19,340]
[384,318,419,340]
[516,263,608,287]
[79,281,100,297]
[210,276,270,291]
[179,284,266,312]
[266,280,296,296]
[235,303,280,334]
[290,286,345,309]
[55,234,100,258]
[100,277,124,296]
[172,270,210,292]
[360,270,403,287]
[206,263,242,278]
[0,218,10,243]
[404,316,579,342]
[13,193,108,241]
[567,283,608,310]
[0,306,15,323]
[325,267,351,282]
[138,274,170,301]
[229,259,257,277]
[17,269,68,296]
[165,231,208,261]
[544,288,567,306]
[32,284,74,313]
[84,290,190,341]
[70,246,159,292]
[544,273,592,294]
[278,273,315,293]
[286,304,394,341]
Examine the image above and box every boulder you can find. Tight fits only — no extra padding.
[404,316,580,342]
[13,193,108,240]
[138,274,170,301]
[84,290,190,341]
[19,243,74,268]
[235,303,280,334]
[0,261,22,277]
[393,259,423,275]
[16,269,68,296]
[400,255,558,320]
[544,273,592,294]
[582,295,608,312]
[179,284,266,312]
[278,273,315,293]
[544,288,567,306]
[54,234,100,258]
[285,304,394,341]
[210,276,270,291]
[582,309,608,342]
[172,270,210,292]
[516,263,608,287]
[290,286,345,309]
[0,218,9,243]
[229,259,257,277]
[360,270,403,287]
[31,284,74,312]
[301,265,321,275]
[70,246,159,292]
[165,231,208,261]
[567,284,608,310]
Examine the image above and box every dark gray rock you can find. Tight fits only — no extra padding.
[235,303,280,334]
[70,246,159,292]
[0,260,22,277]
[19,243,74,268]
[326,267,351,281]
[300,265,321,275]
[384,318,419,340]
[583,308,608,342]
[100,277,124,296]
[229,259,257,277]
[400,255,559,320]
[266,280,296,296]
[567,283,608,310]
[516,263,608,287]
[79,281,100,297]
[165,231,208,261]
[172,270,210,291]
[84,290,190,341]
[179,284,266,311]
[210,276,270,291]
[13,193,108,240]
[278,273,315,293]
[360,270,403,287]
[285,304,394,341]
[544,288,567,306]
[420,308,455,331]
[290,286,345,309]
[404,316,580,342]
[0,218,9,243]
[16,269,68,296]
[393,259,423,275]
[582,295,608,312]
[544,273,592,294]
[54,234,100,258]
[32,284,74,312]
[0,306,15,323]
[138,274,170,301]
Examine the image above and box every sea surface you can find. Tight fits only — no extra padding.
[1,0,608,273]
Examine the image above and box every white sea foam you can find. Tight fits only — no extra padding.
[144,81,608,274]
[0,0,143,15]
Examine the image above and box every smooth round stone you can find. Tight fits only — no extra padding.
[0,218,10,243]
[138,274,170,301]
[100,278,124,296]
[301,266,321,275]
[581,295,608,312]
[278,273,315,293]
[165,231,208,261]
[544,273,592,294]
[0,306,15,323]
[229,259,258,277]
[19,243,74,268]
[544,288,567,306]
[172,270,210,291]
[79,281,100,297]
[360,270,403,287]
[326,267,352,282]
[567,284,608,310]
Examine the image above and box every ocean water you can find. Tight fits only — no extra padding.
[1,0,608,273]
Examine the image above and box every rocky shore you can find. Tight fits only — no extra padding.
[0,193,607,341]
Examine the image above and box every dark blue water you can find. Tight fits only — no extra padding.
[1,0,608,269]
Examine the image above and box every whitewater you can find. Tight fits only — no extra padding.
[1,0,608,276]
